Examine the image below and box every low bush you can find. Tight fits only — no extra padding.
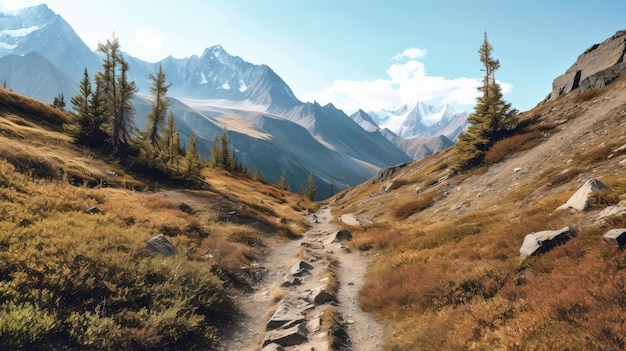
[393,193,435,219]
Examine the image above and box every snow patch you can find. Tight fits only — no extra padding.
[199,73,208,84]
[238,80,247,92]
[0,42,17,50]
[2,26,39,37]
[221,82,230,90]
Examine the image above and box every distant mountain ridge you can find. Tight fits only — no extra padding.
[0,4,467,197]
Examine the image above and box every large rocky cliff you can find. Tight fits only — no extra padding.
[550,29,626,100]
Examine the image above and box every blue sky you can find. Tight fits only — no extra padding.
[2,0,625,114]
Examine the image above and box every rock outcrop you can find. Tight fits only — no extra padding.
[520,226,573,256]
[550,30,626,100]
[371,162,409,184]
[556,178,610,211]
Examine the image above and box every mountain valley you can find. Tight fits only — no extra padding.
[0,3,625,351]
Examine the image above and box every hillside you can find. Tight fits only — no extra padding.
[328,72,626,348]
[0,88,316,349]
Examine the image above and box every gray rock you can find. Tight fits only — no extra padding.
[550,30,626,100]
[281,276,302,287]
[520,226,573,256]
[310,287,336,306]
[556,178,610,211]
[290,260,314,276]
[263,323,308,347]
[146,235,177,256]
[334,229,353,242]
[595,206,626,222]
[261,343,285,351]
[371,162,409,184]
[265,297,312,330]
[85,206,103,214]
[602,229,626,248]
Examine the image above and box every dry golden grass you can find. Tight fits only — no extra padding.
[0,91,313,349]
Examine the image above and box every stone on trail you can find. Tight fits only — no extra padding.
[520,226,573,256]
[266,297,313,331]
[602,228,626,247]
[334,229,353,242]
[146,235,177,256]
[290,260,314,276]
[261,343,285,351]
[263,323,308,347]
[310,287,337,305]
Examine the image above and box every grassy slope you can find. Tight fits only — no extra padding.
[0,88,313,349]
[331,78,626,350]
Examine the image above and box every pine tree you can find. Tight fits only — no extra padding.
[211,134,222,168]
[162,111,181,171]
[95,34,138,154]
[455,32,518,169]
[220,131,233,170]
[278,170,290,191]
[65,69,107,147]
[185,131,202,176]
[146,64,171,150]
[53,93,65,110]
[303,173,317,201]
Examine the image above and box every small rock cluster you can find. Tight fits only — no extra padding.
[520,178,626,256]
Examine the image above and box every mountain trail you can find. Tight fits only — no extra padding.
[221,204,384,350]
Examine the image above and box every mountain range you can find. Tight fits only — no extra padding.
[0,4,468,197]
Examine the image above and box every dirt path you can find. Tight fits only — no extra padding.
[220,204,384,350]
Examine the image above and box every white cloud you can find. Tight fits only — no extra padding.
[302,48,515,115]
[134,28,163,50]
[392,47,427,60]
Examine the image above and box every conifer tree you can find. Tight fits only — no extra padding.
[185,131,202,176]
[95,34,138,154]
[53,93,65,109]
[455,32,518,169]
[303,173,317,201]
[220,131,234,170]
[162,111,181,170]
[211,134,222,168]
[146,64,171,150]
[65,69,107,147]
[278,170,290,191]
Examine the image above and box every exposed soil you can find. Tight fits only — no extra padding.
[219,204,384,350]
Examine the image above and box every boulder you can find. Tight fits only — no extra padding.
[290,260,314,276]
[334,229,353,242]
[146,235,177,256]
[602,229,626,248]
[520,226,573,256]
[265,297,313,330]
[263,323,308,347]
[338,213,372,226]
[550,30,626,100]
[556,179,610,211]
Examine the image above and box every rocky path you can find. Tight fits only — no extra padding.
[221,205,383,350]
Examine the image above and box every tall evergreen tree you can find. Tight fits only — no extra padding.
[455,32,518,169]
[95,34,138,154]
[211,134,222,168]
[185,131,202,176]
[146,64,171,150]
[65,69,107,147]
[162,111,181,170]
